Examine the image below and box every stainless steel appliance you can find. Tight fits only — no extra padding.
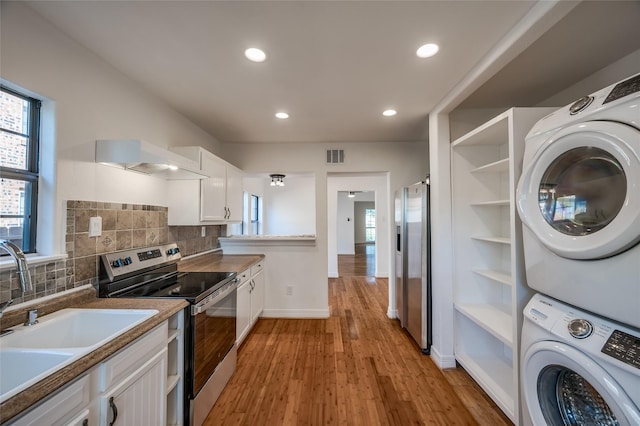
[394,180,432,353]
[98,243,237,426]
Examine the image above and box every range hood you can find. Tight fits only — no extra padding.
[95,139,208,180]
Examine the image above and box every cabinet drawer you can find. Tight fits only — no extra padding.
[250,261,264,276]
[99,322,167,391]
[237,268,250,284]
[9,375,90,426]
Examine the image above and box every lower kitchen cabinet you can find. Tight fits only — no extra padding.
[99,349,166,426]
[8,321,172,426]
[236,259,265,346]
[8,375,91,426]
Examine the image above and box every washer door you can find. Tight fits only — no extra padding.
[523,341,640,425]
[517,121,640,259]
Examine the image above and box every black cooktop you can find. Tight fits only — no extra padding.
[110,270,236,303]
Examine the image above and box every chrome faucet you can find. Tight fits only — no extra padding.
[0,240,33,294]
[0,240,33,322]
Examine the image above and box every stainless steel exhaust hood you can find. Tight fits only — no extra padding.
[95,139,208,179]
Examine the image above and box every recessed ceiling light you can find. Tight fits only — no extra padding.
[416,43,439,58]
[245,48,266,62]
[382,109,397,117]
[275,112,289,119]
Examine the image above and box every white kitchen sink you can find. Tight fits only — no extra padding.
[0,308,158,402]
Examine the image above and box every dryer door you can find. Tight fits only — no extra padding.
[523,341,640,425]
[517,121,640,260]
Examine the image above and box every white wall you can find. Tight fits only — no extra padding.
[539,49,640,107]
[1,2,222,256]
[263,175,316,235]
[336,193,355,255]
[223,141,429,317]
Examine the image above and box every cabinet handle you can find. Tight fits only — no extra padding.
[108,396,118,426]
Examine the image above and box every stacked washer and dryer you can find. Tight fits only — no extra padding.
[516,73,640,425]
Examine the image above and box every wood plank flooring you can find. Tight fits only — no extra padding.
[204,247,512,425]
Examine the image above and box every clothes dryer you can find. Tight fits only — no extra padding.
[516,72,640,328]
[521,294,640,426]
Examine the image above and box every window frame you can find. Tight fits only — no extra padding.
[0,86,41,253]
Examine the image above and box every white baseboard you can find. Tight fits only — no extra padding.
[261,308,330,319]
[430,346,457,369]
[328,271,339,278]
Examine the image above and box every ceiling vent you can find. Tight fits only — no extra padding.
[326,149,344,164]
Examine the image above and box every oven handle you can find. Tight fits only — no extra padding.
[191,278,239,316]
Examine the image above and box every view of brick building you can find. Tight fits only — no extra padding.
[0,89,30,237]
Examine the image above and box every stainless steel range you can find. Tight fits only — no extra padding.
[98,243,237,426]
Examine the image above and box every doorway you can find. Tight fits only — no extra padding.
[337,190,376,276]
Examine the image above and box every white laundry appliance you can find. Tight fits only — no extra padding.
[521,293,640,426]
[517,72,640,329]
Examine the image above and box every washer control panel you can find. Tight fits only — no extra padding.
[602,330,640,370]
[603,73,640,104]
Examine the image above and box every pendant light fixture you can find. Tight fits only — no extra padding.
[270,174,286,187]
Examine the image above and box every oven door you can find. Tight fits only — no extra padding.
[191,279,237,397]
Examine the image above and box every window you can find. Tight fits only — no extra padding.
[251,194,260,235]
[0,87,40,253]
[365,208,375,242]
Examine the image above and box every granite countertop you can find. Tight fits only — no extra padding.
[178,251,264,273]
[0,288,188,424]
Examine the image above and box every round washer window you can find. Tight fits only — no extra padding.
[538,147,626,236]
[537,365,618,425]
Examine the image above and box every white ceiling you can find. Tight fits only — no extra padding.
[25,1,640,144]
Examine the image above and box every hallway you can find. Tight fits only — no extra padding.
[204,247,511,425]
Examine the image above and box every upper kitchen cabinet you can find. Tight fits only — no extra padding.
[167,147,243,225]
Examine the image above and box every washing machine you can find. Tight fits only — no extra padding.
[516,72,640,329]
[521,293,640,426]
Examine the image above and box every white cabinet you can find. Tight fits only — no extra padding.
[236,259,265,346]
[200,151,243,223]
[98,322,167,426]
[168,147,243,225]
[451,107,554,425]
[249,261,264,325]
[8,376,91,426]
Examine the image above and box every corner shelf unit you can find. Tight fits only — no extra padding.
[450,107,555,424]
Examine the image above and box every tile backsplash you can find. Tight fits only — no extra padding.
[0,200,224,305]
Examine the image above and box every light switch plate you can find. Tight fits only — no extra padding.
[89,216,102,237]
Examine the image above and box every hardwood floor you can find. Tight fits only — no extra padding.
[204,247,512,425]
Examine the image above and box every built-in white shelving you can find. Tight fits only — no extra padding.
[451,107,555,425]
[166,310,185,426]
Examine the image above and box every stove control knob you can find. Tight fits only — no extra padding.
[568,319,593,339]
[166,247,180,256]
[123,257,132,266]
[112,258,123,268]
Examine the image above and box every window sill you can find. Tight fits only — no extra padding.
[0,253,68,271]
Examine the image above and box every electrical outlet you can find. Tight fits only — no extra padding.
[286,286,293,296]
[201,226,206,237]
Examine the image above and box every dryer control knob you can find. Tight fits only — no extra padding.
[568,319,593,339]
[569,96,594,115]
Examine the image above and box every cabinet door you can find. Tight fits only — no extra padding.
[200,153,227,222]
[236,278,252,346]
[225,166,243,223]
[250,270,265,324]
[9,376,91,426]
[100,349,167,426]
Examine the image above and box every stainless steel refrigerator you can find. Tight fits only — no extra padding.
[394,180,432,353]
